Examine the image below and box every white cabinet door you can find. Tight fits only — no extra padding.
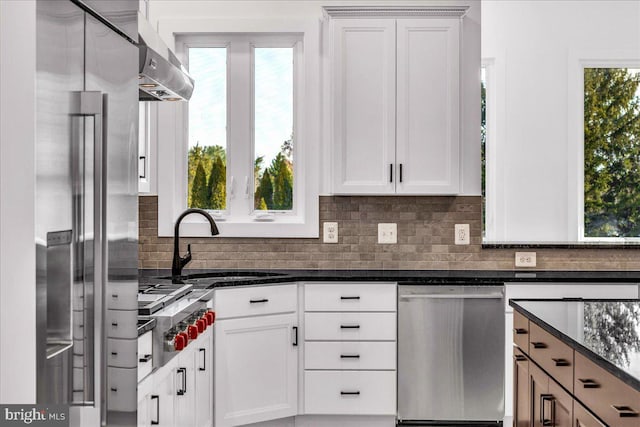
[194,329,213,427]
[396,19,460,194]
[153,362,177,427]
[215,313,298,427]
[137,375,153,427]
[175,345,196,427]
[332,19,397,194]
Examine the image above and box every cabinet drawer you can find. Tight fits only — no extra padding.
[528,322,574,391]
[107,367,137,412]
[106,282,137,310]
[304,371,396,415]
[574,351,640,427]
[137,331,153,382]
[106,309,138,339]
[513,310,529,352]
[575,399,606,427]
[305,312,396,341]
[305,342,396,370]
[304,283,396,312]
[214,284,297,319]
[107,337,137,368]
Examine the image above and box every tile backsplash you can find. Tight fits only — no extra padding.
[139,195,640,270]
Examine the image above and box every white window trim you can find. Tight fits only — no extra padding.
[156,18,320,238]
[481,54,506,242]
[568,50,640,242]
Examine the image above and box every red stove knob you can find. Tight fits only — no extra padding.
[196,318,206,333]
[206,311,215,325]
[188,324,198,340]
[174,334,186,351]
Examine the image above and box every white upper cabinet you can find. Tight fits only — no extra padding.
[396,19,460,194]
[331,17,461,195]
[332,19,397,194]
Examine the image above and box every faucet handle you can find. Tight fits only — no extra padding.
[186,243,191,256]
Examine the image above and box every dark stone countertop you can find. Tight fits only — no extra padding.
[511,299,640,392]
[139,269,640,288]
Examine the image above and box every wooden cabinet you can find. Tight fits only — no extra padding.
[513,349,530,427]
[214,285,298,427]
[331,18,460,195]
[513,305,640,427]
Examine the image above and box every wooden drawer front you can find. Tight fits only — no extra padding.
[304,371,396,415]
[574,351,640,427]
[215,284,297,319]
[305,312,396,341]
[304,283,396,312]
[528,322,574,391]
[575,400,606,427]
[513,310,530,352]
[305,342,396,370]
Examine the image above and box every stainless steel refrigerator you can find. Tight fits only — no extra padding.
[35,1,139,425]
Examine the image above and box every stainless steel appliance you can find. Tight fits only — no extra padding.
[35,1,138,425]
[397,285,505,426]
[137,282,214,368]
[138,13,194,101]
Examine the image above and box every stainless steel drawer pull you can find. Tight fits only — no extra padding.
[340,296,360,300]
[340,325,360,329]
[578,378,600,388]
[514,328,528,334]
[612,405,639,418]
[110,387,117,392]
[111,294,118,299]
[552,358,570,367]
[111,322,118,327]
[249,298,269,304]
[340,391,360,396]
[531,342,547,349]
[110,352,118,356]
[139,354,152,363]
[340,354,360,359]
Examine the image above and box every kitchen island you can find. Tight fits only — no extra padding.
[511,299,640,427]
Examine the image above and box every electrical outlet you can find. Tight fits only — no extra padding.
[454,224,470,245]
[515,252,537,267]
[378,223,397,244]
[323,222,338,243]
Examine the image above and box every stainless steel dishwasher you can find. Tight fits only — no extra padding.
[398,285,505,426]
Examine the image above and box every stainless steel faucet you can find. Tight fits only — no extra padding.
[172,208,219,282]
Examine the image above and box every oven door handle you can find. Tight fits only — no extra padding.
[400,294,504,300]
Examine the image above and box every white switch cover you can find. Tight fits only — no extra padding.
[323,222,338,243]
[378,223,397,244]
[515,252,537,267]
[454,224,470,245]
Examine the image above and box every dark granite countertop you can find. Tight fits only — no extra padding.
[139,269,640,288]
[511,299,640,391]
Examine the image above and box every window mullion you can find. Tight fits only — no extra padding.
[227,40,253,217]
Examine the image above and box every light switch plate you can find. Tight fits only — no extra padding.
[378,223,397,244]
[323,222,338,243]
[515,252,537,267]
[454,224,470,245]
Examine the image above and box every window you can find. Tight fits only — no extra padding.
[160,22,320,238]
[583,68,640,239]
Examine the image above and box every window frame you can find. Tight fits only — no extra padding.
[156,18,320,238]
[568,50,640,242]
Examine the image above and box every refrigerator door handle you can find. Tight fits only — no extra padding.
[71,90,104,406]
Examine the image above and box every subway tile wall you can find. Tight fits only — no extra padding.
[139,195,640,270]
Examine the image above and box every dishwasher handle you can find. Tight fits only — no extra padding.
[400,293,504,300]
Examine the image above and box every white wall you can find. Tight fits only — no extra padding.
[0,0,37,403]
[482,0,640,241]
[147,0,481,197]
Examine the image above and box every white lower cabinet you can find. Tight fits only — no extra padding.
[214,285,298,427]
[137,328,214,427]
[304,371,396,415]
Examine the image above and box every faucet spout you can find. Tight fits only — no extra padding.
[172,208,219,282]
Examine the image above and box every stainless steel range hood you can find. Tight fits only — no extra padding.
[138,13,194,101]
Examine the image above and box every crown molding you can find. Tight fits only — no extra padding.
[323,6,469,18]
